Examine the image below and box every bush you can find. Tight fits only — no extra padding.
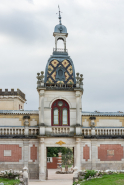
[84,170,96,179]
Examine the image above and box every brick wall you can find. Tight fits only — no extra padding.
[0,145,22,162]
[47,157,58,169]
[30,145,37,162]
[98,144,123,161]
[83,145,90,161]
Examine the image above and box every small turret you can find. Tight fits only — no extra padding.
[53,6,68,53]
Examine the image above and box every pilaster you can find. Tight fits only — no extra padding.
[75,138,81,170]
[39,90,45,124]
[39,138,45,181]
[23,140,29,168]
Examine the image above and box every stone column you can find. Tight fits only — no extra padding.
[75,138,81,170]
[39,138,45,180]
[76,91,81,125]
[39,90,44,124]
[23,140,29,168]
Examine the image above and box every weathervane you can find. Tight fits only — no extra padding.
[56,5,62,25]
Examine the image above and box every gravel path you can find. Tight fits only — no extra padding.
[29,169,73,185]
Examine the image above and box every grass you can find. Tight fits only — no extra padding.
[0,178,20,185]
[79,174,124,185]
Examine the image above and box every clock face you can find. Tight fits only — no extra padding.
[58,101,63,106]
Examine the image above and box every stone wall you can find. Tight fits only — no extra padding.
[0,139,39,179]
[81,139,124,170]
[82,116,124,127]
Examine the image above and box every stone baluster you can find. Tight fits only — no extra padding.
[119,129,121,135]
[110,129,111,135]
[122,129,124,135]
[117,129,119,135]
[88,129,89,136]
[105,129,107,135]
[114,129,115,135]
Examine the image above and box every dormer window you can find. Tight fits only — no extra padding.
[51,99,70,126]
[56,66,65,81]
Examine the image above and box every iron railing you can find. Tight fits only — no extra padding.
[53,48,68,53]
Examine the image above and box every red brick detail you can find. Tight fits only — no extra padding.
[98,144,123,161]
[0,144,22,162]
[47,157,58,169]
[30,145,37,162]
[83,145,90,161]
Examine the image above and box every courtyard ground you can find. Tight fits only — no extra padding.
[29,169,73,185]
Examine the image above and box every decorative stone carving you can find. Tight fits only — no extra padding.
[56,140,66,145]
[36,71,45,87]
[23,166,28,185]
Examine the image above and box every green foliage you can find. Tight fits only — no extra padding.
[73,180,80,185]
[84,170,96,179]
[0,178,20,185]
[80,174,124,185]
[47,147,73,157]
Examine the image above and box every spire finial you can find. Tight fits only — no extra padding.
[57,5,62,25]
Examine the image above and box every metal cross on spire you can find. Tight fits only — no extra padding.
[57,5,62,25]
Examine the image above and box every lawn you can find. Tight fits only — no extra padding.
[0,178,20,185]
[79,174,124,185]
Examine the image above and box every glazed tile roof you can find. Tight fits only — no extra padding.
[82,111,124,116]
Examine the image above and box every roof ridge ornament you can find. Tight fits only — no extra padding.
[56,5,62,25]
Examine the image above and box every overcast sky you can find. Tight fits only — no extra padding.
[0,0,124,112]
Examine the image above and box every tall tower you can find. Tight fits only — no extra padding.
[36,8,83,180]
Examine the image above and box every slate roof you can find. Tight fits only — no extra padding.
[0,110,38,114]
[82,111,124,117]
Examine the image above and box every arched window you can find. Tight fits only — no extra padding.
[51,99,70,126]
[53,108,59,125]
[62,108,68,125]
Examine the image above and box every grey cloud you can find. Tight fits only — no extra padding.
[0,0,124,112]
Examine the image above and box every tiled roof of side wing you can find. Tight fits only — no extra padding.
[82,111,124,116]
[0,110,39,114]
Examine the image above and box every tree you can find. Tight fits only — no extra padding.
[47,147,73,157]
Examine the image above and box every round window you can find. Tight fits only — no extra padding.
[58,101,63,106]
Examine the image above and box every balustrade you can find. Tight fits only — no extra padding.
[0,127,38,136]
[52,127,70,134]
[82,128,124,136]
